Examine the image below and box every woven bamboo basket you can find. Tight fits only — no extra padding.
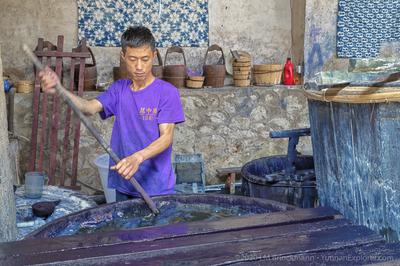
[186,76,204,89]
[233,70,251,76]
[234,57,251,63]
[186,80,204,89]
[252,64,283,85]
[233,73,250,80]
[188,76,205,81]
[230,51,252,86]
[233,66,251,72]
[253,64,281,72]
[232,61,251,67]
[234,79,251,87]
[16,80,34,93]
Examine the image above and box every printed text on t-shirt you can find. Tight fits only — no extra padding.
[139,107,158,121]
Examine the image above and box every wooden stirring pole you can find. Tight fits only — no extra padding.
[23,44,160,215]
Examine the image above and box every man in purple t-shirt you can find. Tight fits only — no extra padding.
[39,26,185,201]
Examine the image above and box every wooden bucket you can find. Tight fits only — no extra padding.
[163,46,187,88]
[164,77,186,88]
[252,64,283,85]
[152,49,163,78]
[203,44,226,88]
[113,67,123,81]
[119,55,129,80]
[74,47,97,91]
[16,80,34,93]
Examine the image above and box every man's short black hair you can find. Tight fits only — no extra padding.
[121,26,156,52]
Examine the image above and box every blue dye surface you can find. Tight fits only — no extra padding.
[59,201,268,236]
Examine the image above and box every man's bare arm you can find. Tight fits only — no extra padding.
[39,67,103,116]
[111,123,175,180]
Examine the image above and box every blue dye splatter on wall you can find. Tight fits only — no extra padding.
[77,0,209,47]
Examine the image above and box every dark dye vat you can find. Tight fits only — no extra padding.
[28,194,295,239]
[241,155,318,208]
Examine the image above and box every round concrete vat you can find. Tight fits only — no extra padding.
[27,193,296,239]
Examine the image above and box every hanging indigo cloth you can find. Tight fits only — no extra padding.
[336,0,400,58]
[77,0,209,47]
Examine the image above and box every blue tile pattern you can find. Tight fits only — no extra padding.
[77,0,209,47]
[337,0,400,58]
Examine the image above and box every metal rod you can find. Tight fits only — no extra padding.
[23,44,160,214]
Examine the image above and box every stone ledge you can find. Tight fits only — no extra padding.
[12,85,303,98]
[179,85,303,94]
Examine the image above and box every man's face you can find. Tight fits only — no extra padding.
[122,45,156,82]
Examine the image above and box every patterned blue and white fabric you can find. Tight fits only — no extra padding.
[337,0,400,58]
[77,0,209,47]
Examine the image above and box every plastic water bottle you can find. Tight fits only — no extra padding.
[283,58,295,85]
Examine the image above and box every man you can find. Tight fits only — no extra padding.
[40,26,185,201]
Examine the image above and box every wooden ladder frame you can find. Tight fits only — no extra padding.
[29,36,91,189]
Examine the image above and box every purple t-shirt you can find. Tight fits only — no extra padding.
[96,78,185,197]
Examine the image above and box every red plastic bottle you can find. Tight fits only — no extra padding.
[283,58,295,85]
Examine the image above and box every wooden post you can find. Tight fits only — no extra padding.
[216,167,241,195]
[0,45,17,242]
[227,173,236,195]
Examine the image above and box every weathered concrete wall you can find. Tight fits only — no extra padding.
[0,46,17,242]
[304,0,344,81]
[291,0,306,66]
[208,0,292,65]
[0,0,300,83]
[0,0,78,80]
[13,86,311,195]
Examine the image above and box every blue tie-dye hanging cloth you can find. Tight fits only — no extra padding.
[336,0,400,58]
[77,0,209,47]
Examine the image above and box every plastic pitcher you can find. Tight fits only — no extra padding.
[94,154,116,203]
[24,172,47,199]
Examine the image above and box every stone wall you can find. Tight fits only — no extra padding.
[0,0,304,83]
[13,86,311,195]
